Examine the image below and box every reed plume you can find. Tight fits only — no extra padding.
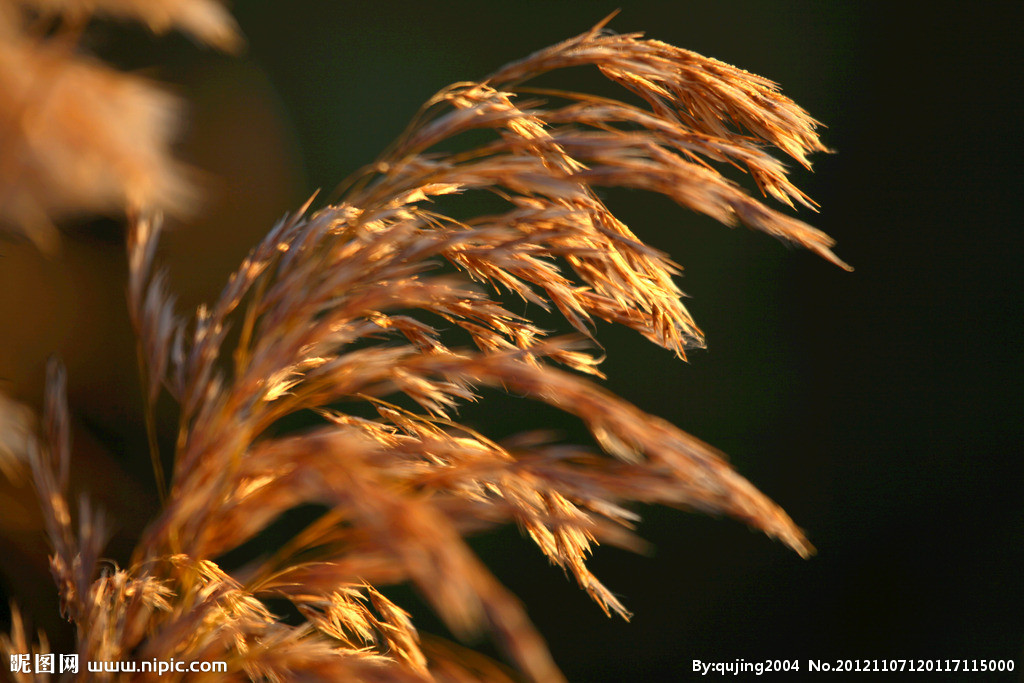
[0,0,237,251]
[1,6,847,681]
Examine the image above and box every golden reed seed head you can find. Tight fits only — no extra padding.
[2,8,844,682]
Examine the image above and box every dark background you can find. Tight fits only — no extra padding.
[1,1,1021,680]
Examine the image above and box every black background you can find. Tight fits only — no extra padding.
[2,1,1022,680]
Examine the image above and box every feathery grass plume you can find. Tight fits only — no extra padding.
[10,14,847,682]
[0,0,239,251]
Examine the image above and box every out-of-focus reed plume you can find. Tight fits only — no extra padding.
[0,0,239,251]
